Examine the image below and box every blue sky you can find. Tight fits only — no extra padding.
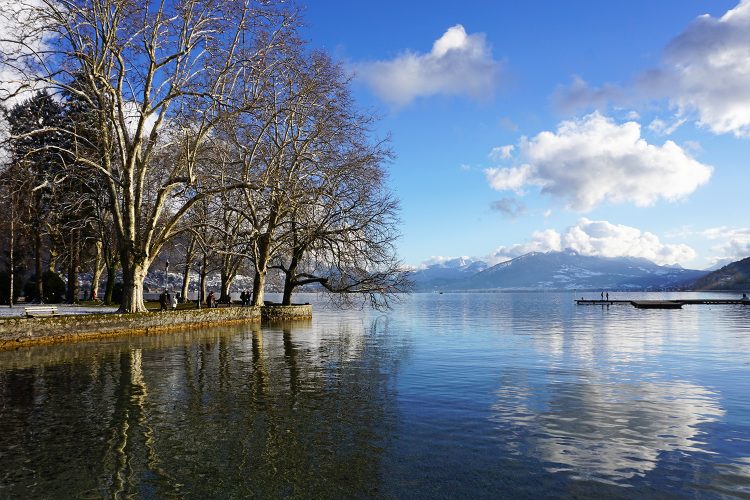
[302,0,750,270]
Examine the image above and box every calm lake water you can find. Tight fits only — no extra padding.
[1,292,749,498]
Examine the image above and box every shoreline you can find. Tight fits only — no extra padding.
[0,304,312,351]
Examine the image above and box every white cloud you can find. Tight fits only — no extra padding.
[122,100,159,138]
[485,164,533,193]
[661,1,750,136]
[484,112,712,211]
[0,0,52,164]
[563,218,696,265]
[703,226,750,262]
[489,144,514,161]
[625,110,641,120]
[357,25,502,107]
[488,229,562,264]
[647,117,687,136]
[0,0,51,104]
[488,218,696,266]
[557,1,750,137]
[682,140,703,154]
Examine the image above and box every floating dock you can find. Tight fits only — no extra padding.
[576,298,750,309]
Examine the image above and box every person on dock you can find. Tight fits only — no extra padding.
[601,291,604,301]
[606,292,609,301]
[742,293,749,302]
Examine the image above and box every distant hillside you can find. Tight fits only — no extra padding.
[689,256,750,290]
[411,257,488,291]
[411,250,707,291]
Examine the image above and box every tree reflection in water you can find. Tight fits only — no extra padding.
[0,319,405,497]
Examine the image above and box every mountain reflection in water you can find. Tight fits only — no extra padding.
[0,292,749,497]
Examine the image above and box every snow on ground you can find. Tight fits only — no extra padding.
[0,305,119,317]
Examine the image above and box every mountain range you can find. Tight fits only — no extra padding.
[689,256,750,291]
[412,250,712,291]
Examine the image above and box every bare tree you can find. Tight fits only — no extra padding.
[254,51,411,308]
[214,189,252,303]
[277,164,411,309]
[223,47,349,306]
[1,0,294,312]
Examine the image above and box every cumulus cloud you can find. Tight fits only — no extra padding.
[489,197,525,218]
[487,218,696,266]
[703,226,750,262]
[661,1,750,136]
[563,218,696,265]
[484,112,712,211]
[357,25,502,107]
[557,1,750,137]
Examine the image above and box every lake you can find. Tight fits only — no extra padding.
[1,292,749,497]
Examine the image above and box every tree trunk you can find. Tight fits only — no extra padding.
[251,233,271,306]
[48,245,58,273]
[67,230,81,304]
[91,240,104,301]
[104,264,116,305]
[281,275,294,306]
[34,228,43,303]
[181,237,195,303]
[118,249,149,313]
[220,272,233,304]
[8,204,14,308]
[281,248,303,306]
[198,252,208,307]
[251,270,267,306]
[180,267,191,303]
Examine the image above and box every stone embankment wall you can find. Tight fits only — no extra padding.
[0,304,313,350]
[261,304,313,321]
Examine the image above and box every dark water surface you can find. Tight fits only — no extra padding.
[1,292,749,498]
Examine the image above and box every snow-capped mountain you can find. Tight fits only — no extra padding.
[412,250,708,291]
[411,257,489,291]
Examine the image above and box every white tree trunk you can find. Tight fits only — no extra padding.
[119,256,149,313]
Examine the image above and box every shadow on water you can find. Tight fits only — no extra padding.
[0,318,407,498]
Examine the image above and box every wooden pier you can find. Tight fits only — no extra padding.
[576,298,750,309]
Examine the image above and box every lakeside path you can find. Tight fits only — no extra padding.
[0,305,119,317]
